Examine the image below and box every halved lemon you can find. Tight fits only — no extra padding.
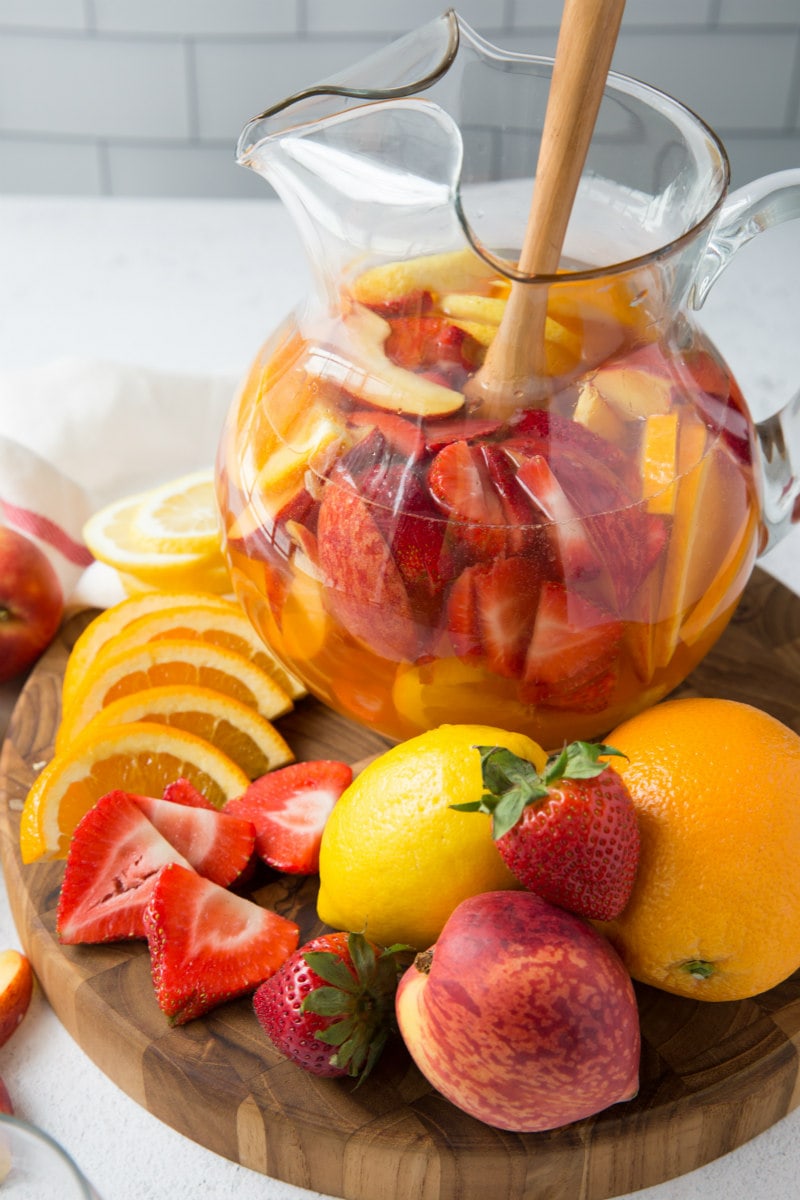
[82,469,227,588]
[63,594,305,712]
[133,470,221,554]
[57,638,293,752]
[76,684,294,780]
[20,721,251,863]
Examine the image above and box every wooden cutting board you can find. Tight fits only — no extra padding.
[1,566,800,1200]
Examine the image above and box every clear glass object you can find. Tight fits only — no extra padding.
[216,10,800,748]
[0,1114,103,1198]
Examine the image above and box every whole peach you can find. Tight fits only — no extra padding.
[395,890,640,1132]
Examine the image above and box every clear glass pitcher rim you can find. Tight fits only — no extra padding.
[238,8,732,286]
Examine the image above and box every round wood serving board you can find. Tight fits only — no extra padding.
[2,566,800,1200]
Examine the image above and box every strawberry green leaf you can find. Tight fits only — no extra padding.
[302,986,353,1017]
[315,1016,356,1046]
[545,741,627,783]
[348,931,376,982]
[302,949,359,993]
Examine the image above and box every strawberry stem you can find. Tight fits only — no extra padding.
[300,932,410,1082]
[450,741,627,840]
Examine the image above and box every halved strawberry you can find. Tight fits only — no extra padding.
[130,794,255,887]
[447,556,542,678]
[514,452,602,580]
[162,777,217,810]
[224,760,352,875]
[143,862,299,1025]
[523,581,623,691]
[428,439,510,557]
[56,791,191,944]
[384,314,470,372]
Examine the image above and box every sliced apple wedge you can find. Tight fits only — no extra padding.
[352,247,496,307]
[591,344,675,419]
[305,306,465,418]
[573,381,627,445]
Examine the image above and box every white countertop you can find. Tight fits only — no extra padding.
[0,193,799,1200]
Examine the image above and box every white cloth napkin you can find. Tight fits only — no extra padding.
[0,357,239,608]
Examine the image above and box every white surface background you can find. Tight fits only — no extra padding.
[0,184,798,1199]
[0,0,799,198]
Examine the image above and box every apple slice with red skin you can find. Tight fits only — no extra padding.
[316,479,419,662]
[0,950,33,1048]
[0,527,64,683]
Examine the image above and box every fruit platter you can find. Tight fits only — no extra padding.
[2,567,800,1200]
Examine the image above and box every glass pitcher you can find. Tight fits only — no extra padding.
[216,10,800,749]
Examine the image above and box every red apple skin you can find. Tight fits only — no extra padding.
[0,527,64,683]
[0,951,34,1048]
[395,890,640,1132]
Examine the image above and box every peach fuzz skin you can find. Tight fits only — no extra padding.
[395,891,640,1132]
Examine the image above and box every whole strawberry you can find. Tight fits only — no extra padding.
[253,931,408,1081]
[456,741,640,921]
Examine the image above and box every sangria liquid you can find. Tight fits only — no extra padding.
[216,249,760,748]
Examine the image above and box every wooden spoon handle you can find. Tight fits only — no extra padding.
[471,0,626,415]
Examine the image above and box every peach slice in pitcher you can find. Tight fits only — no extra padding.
[352,246,496,309]
[305,306,465,418]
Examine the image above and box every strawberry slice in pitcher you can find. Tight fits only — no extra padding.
[429,439,521,558]
[514,453,603,581]
[447,556,542,678]
[523,581,623,700]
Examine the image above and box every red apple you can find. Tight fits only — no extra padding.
[395,890,640,1132]
[0,950,34,1047]
[0,527,63,683]
[0,1075,12,1116]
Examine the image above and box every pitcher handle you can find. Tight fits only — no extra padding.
[690,169,800,551]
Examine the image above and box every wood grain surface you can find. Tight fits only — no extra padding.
[1,567,800,1200]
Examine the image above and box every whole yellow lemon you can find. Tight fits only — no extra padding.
[317,724,546,949]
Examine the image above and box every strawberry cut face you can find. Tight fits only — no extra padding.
[143,862,299,1025]
[446,556,542,679]
[522,582,623,700]
[224,760,352,876]
[56,791,192,944]
[130,793,256,888]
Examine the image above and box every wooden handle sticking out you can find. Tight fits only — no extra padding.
[468,0,626,418]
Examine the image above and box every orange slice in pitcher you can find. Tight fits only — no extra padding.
[20,721,251,863]
[639,411,680,514]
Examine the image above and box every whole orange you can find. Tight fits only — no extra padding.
[596,697,800,1001]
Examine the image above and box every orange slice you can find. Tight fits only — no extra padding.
[63,593,305,713]
[77,684,294,780]
[57,638,293,753]
[20,722,251,862]
[62,591,239,710]
[639,412,680,514]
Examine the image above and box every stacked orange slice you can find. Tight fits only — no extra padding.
[20,590,302,863]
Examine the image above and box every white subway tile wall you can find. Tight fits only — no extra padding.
[0,0,798,198]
